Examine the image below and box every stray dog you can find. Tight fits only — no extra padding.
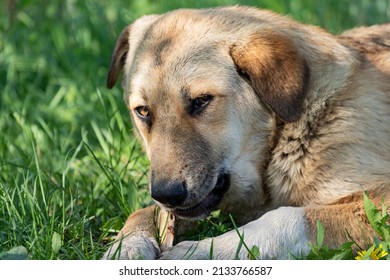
[103,6,390,259]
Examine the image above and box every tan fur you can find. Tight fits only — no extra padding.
[306,187,390,249]
[118,205,157,237]
[104,6,390,259]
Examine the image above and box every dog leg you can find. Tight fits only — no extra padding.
[159,191,389,260]
[102,205,174,260]
[159,206,310,260]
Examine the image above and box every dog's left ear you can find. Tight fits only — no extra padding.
[107,25,131,89]
[230,31,310,122]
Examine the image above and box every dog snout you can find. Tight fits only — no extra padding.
[151,180,188,207]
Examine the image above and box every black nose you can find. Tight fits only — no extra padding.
[151,180,188,207]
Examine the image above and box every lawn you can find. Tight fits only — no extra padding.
[0,0,389,260]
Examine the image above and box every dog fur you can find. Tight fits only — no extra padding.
[102,6,390,259]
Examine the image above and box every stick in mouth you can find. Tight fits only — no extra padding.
[155,207,175,252]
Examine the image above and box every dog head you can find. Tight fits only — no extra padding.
[107,7,310,220]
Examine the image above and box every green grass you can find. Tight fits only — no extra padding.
[0,0,389,259]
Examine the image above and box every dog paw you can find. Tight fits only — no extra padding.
[102,234,160,260]
[158,240,212,260]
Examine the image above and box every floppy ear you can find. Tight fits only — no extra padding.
[230,31,310,122]
[107,25,131,89]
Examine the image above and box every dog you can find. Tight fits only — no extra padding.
[102,6,390,259]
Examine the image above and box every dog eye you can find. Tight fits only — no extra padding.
[191,95,213,114]
[134,106,151,122]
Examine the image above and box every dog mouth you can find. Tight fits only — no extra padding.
[172,172,230,220]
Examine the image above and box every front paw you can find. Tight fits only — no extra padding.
[102,205,171,260]
[102,234,160,260]
[159,240,212,260]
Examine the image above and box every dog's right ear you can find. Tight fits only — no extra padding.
[107,25,131,89]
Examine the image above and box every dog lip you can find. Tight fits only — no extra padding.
[172,172,230,219]
[213,172,230,194]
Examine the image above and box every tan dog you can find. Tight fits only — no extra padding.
[103,6,390,259]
